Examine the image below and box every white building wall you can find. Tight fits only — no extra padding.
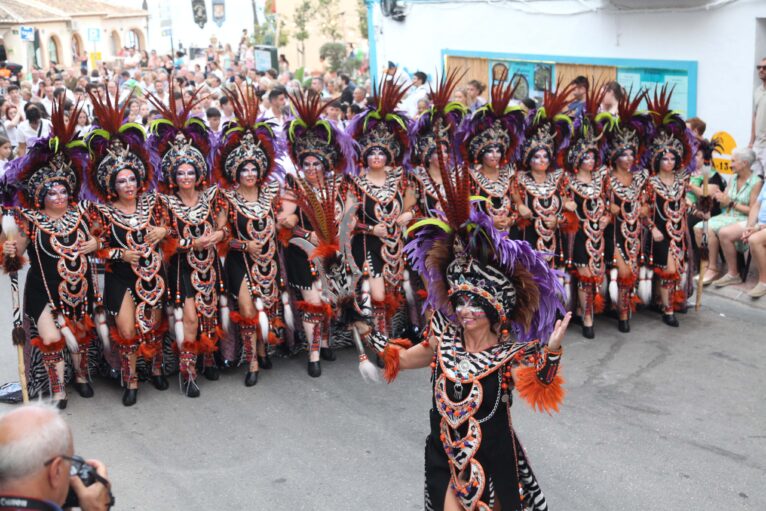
[370,0,766,147]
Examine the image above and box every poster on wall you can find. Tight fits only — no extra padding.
[489,60,554,101]
[617,68,689,115]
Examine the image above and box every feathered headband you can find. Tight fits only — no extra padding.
[4,96,89,208]
[147,84,211,191]
[458,79,525,166]
[643,84,696,174]
[347,77,411,168]
[213,84,281,187]
[86,86,151,201]
[409,68,468,166]
[285,91,356,175]
[602,88,652,170]
[519,82,574,171]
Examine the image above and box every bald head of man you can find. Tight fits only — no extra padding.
[0,404,73,506]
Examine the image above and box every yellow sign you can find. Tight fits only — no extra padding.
[711,130,736,175]
[89,51,103,68]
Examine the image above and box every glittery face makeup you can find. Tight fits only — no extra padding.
[455,295,490,329]
[367,147,388,170]
[44,183,69,210]
[617,149,635,170]
[481,145,501,168]
[579,151,596,172]
[530,149,550,172]
[238,162,258,186]
[175,163,197,190]
[660,152,676,172]
[301,155,324,182]
[114,169,138,200]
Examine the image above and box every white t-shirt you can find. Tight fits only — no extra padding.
[18,119,52,148]
[754,84,766,146]
[3,120,19,146]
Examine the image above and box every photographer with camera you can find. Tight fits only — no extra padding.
[0,404,113,511]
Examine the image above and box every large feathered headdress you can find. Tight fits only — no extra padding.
[519,82,574,170]
[213,84,282,187]
[643,84,697,174]
[285,91,356,175]
[458,79,525,167]
[565,79,609,173]
[409,68,468,166]
[284,91,357,261]
[3,96,88,208]
[85,87,151,202]
[147,85,211,191]
[404,160,564,343]
[347,77,411,168]
[602,88,652,170]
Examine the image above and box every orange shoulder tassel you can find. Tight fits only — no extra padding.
[515,365,565,414]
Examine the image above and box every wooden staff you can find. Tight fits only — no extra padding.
[2,210,29,402]
[695,167,711,311]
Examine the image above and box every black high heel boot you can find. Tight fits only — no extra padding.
[244,370,259,387]
[618,319,630,333]
[307,361,321,378]
[73,381,94,398]
[122,388,138,406]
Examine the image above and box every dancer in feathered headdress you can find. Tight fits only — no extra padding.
[458,79,525,232]
[86,86,170,407]
[643,85,697,327]
[563,79,611,339]
[346,77,415,338]
[147,85,227,397]
[511,83,575,273]
[1,97,101,407]
[601,87,652,333]
[408,68,468,220]
[278,90,356,377]
[213,84,283,388]
[352,152,569,509]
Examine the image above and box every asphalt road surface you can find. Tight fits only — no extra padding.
[0,273,763,510]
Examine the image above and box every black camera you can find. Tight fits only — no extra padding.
[62,460,114,509]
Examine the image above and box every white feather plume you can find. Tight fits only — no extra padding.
[57,314,79,353]
[173,307,185,349]
[95,311,110,353]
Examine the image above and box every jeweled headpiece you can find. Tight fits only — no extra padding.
[348,77,411,167]
[458,79,525,166]
[86,86,152,201]
[410,69,468,166]
[286,91,356,174]
[519,82,574,170]
[565,79,609,172]
[4,96,88,208]
[147,84,211,190]
[213,84,281,187]
[602,88,652,170]
[644,84,696,174]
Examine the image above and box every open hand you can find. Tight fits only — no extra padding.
[547,311,572,351]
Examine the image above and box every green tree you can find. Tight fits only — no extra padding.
[278,19,289,48]
[320,42,346,72]
[358,0,368,39]
[293,0,312,68]
[316,0,343,41]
